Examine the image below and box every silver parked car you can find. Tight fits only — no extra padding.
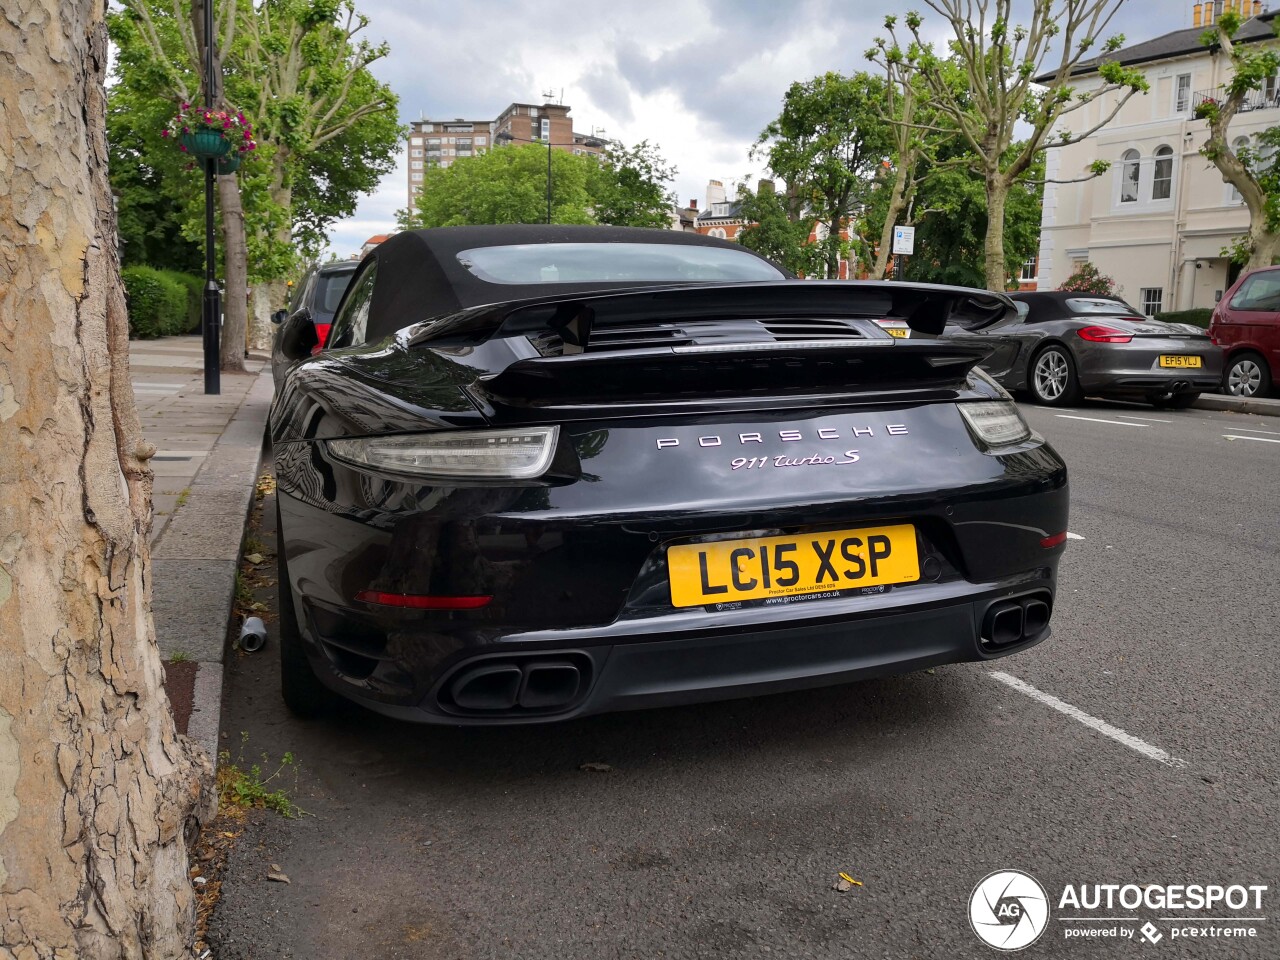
[941,291,1223,409]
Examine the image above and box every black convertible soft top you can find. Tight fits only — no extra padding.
[358,225,787,343]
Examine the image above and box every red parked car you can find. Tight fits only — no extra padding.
[1210,267,1280,397]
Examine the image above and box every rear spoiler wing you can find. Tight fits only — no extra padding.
[410,280,1015,349]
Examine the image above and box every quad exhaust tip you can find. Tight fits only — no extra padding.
[446,656,588,714]
[981,593,1052,648]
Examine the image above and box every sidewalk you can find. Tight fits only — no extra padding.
[130,335,273,765]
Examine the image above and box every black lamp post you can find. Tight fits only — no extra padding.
[200,0,220,394]
[495,130,553,224]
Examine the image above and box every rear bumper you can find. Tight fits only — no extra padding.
[303,583,1055,725]
[1082,372,1220,393]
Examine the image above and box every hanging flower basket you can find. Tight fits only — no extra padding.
[180,126,233,159]
[216,153,242,174]
[164,103,258,163]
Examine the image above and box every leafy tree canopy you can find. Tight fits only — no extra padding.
[752,71,893,276]
[408,139,677,229]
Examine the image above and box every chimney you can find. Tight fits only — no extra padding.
[689,200,698,210]
[1193,3,1203,25]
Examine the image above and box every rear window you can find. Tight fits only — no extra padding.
[1229,271,1280,310]
[457,242,785,284]
[313,269,357,319]
[1065,297,1142,317]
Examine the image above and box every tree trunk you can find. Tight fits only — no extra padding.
[875,161,912,280]
[0,4,211,956]
[218,173,248,372]
[983,172,1010,293]
[248,283,280,352]
[1246,227,1280,272]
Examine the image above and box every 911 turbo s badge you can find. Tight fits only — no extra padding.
[655,424,910,471]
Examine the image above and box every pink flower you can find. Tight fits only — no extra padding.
[223,120,231,128]
[181,102,189,110]
[179,144,188,152]
[161,129,170,137]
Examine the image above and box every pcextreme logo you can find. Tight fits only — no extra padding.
[969,870,1050,951]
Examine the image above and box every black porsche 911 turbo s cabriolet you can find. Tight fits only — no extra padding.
[269,225,1068,724]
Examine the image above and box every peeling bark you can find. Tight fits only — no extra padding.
[0,2,210,956]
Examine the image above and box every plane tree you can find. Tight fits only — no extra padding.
[875,1,1147,291]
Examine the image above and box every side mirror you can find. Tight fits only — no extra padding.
[271,309,288,325]
[278,315,319,361]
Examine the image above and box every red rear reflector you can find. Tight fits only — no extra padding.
[1040,531,1068,548]
[355,591,492,609]
[311,322,332,355]
[1076,325,1132,343]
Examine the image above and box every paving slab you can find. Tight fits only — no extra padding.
[129,335,274,769]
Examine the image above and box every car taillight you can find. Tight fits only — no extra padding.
[1076,325,1132,343]
[310,322,332,355]
[328,426,560,480]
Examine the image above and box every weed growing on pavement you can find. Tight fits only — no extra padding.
[176,487,190,508]
[233,571,254,608]
[243,533,266,556]
[217,732,302,818]
[168,650,192,663]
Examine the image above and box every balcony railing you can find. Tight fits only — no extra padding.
[1191,86,1280,115]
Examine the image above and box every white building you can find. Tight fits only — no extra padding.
[1038,1,1277,314]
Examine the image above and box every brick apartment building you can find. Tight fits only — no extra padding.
[406,102,603,209]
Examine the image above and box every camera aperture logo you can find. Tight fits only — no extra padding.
[969,870,1050,951]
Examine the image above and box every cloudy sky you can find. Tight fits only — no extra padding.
[324,0,1192,258]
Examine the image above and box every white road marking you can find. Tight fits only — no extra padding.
[1223,426,1280,436]
[154,450,209,458]
[988,671,1187,767]
[1054,415,1148,427]
[1066,532,1085,540]
[1115,414,1172,423]
[1224,434,1280,444]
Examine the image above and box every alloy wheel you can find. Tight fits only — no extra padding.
[1227,359,1262,397]
[1034,350,1069,401]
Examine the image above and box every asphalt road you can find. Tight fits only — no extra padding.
[208,400,1279,959]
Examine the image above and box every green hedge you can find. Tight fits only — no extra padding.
[122,266,197,338]
[159,270,204,334]
[1153,308,1213,329]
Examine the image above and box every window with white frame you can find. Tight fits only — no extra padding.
[1020,257,1037,281]
[1119,149,1140,203]
[1152,145,1174,200]
[411,148,422,157]
[411,172,422,181]
[1175,73,1192,113]
[410,160,422,169]
[1139,287,1163,316]
[707,227,727,239]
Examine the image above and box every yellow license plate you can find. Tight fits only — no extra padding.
[1159,355,1202,368]
[667,524,919,608]
[884,327,910,338]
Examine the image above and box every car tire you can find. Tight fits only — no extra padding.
[1223,352,1272,398]
[1028,344,1082,406]
[276,503,340,719]
[1147,390,1200,410]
